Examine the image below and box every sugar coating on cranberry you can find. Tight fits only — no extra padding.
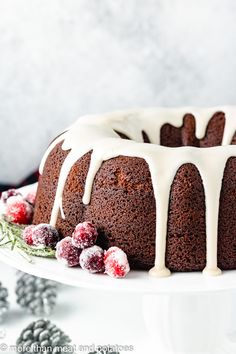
[31,224,59,249]
[56,237,81,267]
[104,246,130,278]
[1,189,22,204]
[79,245,105,273]
[5,195,33,224]
[72,222,98,249]
[25,191,36,206]
[22,225,35,246]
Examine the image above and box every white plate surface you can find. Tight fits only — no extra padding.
[0,247,236,294]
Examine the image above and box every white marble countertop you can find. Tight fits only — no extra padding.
[0,261,147,353]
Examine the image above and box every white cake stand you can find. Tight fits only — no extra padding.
[0,247,236,354]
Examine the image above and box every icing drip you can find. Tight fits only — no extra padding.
[59,197,65,220]
[40,107,236,277]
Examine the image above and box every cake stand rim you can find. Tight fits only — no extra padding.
[0,247,236,294]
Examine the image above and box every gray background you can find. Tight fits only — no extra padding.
[0,0,236,183]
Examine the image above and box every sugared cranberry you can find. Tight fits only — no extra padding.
[25,191,36,206]
[79,246,105,273]
[31,224,59,249]
[104,246,130,278]
[1,189,22,204]
[5,196,33,224]
[56,237,81,267]
[72,222,98,249]
[22,225,35,245]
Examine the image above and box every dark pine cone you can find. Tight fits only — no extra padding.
[16,272,57,316]
[0,281,9,322]
[16,319,73,353]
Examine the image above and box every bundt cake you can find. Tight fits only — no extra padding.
[33,107,236,277]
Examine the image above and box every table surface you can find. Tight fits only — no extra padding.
[0,261,148,354]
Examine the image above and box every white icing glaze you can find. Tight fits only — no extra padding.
[59,197,65,220]
[40,106,236,277]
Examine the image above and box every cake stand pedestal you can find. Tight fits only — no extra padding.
[142,291,235,354]
[0,248,236,354]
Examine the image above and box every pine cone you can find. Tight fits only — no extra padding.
[16,319,73,354]
[16,272,57,316]
[0,282,9,322]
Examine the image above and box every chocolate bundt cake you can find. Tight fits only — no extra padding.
[33,107,236,277]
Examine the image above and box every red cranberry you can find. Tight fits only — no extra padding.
[31,224,60,249]
[104,246,130,278]
[25,191,36,206]
[72,222,98,249]
[5,196,33,224]
[1,189,22,204]
[79,246,105,273]
[22,225,35,246]
[56,237,81,267]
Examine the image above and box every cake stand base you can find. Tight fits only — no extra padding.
[142,291,236,354]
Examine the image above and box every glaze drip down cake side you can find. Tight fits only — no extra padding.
[33,107,236,277]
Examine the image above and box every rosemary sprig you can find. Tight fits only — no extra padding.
[0,218,56,259]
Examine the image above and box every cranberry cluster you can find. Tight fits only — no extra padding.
[2,188,130,279]
[56,222,130,278]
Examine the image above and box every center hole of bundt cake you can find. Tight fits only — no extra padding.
[161,112,227,148]
[115,112,228,147]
